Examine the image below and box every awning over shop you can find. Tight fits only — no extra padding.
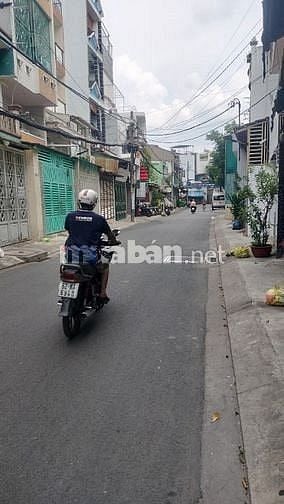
[95,153,119,175]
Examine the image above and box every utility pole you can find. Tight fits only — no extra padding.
[230,97,241,160]
[127,111,138,222]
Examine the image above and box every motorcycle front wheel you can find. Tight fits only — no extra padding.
[62,315,81,339]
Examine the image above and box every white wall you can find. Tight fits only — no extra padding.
[232,135,248,186]
[62,1,90,122]
[179,152,195,181]
[250,45,279,123]
[248,44,280,241]
[196,151,210,176]
[0,5,13,38]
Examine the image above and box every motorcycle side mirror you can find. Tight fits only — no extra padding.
[112,229,120,236]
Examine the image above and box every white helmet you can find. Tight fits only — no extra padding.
[78,189,98,209]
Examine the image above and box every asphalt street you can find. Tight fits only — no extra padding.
[1,209,211,504]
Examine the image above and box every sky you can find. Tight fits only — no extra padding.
[103,0,263,150]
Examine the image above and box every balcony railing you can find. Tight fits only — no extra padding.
[90,82,102,103]
[88,33,100,53]
[89,0,103,17]
[102,43,113,80]
[88,34,103,63]
[0,115,20,137]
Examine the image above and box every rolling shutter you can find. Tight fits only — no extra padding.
[38,149,75,234]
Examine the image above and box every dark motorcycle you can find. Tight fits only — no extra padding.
[58,230,120,339]
[190,206,197,214]
[165,207,171,216]
[140,204,152,217]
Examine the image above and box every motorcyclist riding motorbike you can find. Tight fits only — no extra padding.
[64,189,120,304]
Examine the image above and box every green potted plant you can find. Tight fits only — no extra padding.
[248,167,278,258]
[228,186,252,230]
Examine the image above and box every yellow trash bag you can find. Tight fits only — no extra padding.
[230,246,251,258]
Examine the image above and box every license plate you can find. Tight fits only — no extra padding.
[58,282,80,299]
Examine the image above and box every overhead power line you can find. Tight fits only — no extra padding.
[0,107,124,148]
[151,23,261,132]
[150,61,248,133]
[146,105,234,138]
[148,56,280,142]
[157,87,279,145]
[159,30,261,129]
[204,1,259,87]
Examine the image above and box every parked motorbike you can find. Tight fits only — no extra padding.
[140,204,153,217]
[58,230,120,339]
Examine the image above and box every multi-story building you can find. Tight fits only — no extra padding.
[195,150,211,181]
[0,0,58,245]
[231,19,284,248]
[261,0,284,255]
[0,0,131,245]
[145,144,176,205]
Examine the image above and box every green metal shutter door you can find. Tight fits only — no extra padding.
[115,181,127,220]
[39,149,75,234]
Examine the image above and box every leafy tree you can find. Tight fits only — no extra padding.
[206,122,237,187]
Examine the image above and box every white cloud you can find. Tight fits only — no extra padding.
[115,54,168,110]
[114,52,248,137]
[191,0,234,24]
[104,0,262,146]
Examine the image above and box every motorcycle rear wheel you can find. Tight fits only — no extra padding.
[62,315,81,339]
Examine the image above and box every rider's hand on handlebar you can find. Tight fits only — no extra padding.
[107,239,121,246]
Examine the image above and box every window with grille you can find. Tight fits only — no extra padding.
[14,0,52,71]
[248,119,269,165]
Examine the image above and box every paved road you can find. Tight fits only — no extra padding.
[1,209,211,504]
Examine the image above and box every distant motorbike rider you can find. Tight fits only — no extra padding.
[64,189,119,303]
[190,199,197,208]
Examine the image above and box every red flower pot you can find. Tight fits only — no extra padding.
[251,245,272,258]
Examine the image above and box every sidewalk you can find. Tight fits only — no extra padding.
[0,213,168,271]
[215,214,284,504]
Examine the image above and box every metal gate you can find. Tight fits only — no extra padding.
[115,181,127,220]
[78,160,100,209]
[100,175,114,220]
[0,148,28,246]
[39,149,75,234]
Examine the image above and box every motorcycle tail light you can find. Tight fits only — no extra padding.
[61,270,80,283]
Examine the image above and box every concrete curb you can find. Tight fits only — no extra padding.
[214,217,284,504]
[0,256,25,270]
[200,223,248,503]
